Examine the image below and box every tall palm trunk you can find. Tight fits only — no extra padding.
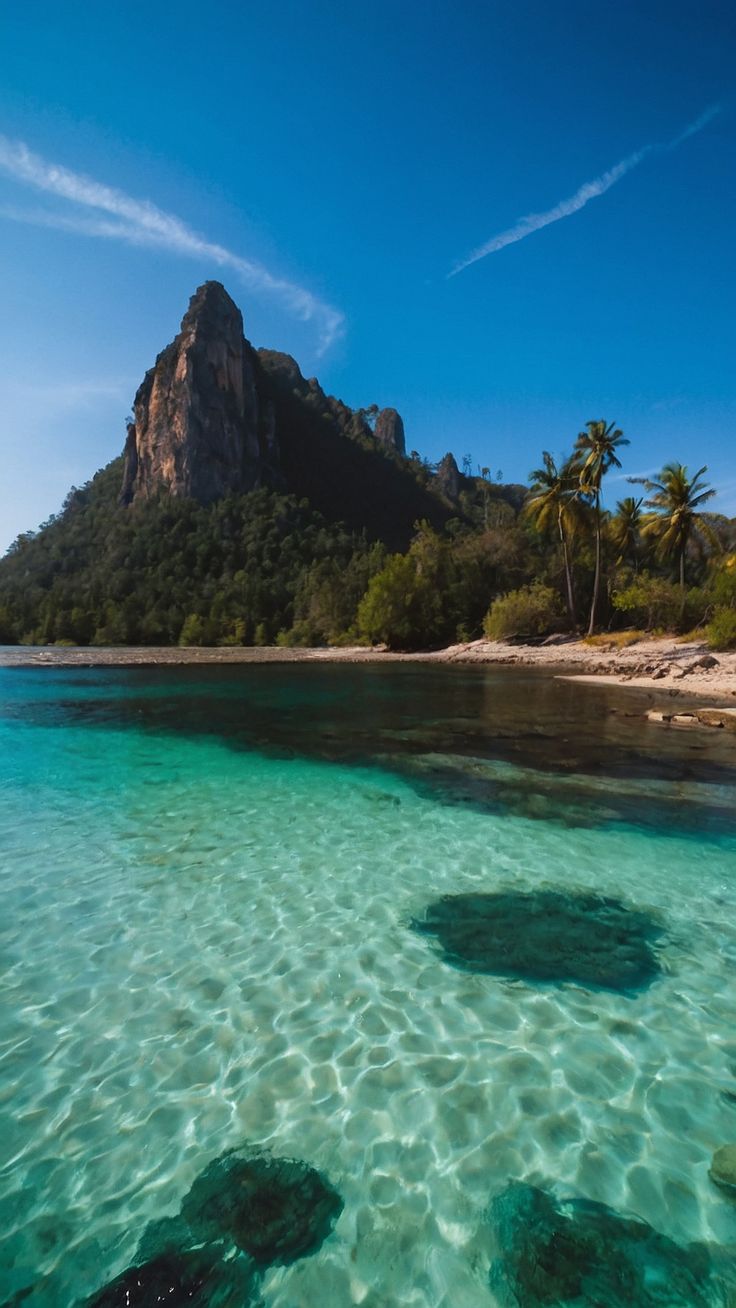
[587,498,602,636]
[558,510,577,628]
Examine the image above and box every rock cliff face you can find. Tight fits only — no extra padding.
[374,407,406,455]
[120,282,425,533]
[121,283,270,505]
[437,452,461,500]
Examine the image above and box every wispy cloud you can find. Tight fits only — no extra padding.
[608,466,659,485]
[0,136,344,353]
[450,105,721,276]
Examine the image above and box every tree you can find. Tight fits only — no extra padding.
[523,452,583,628]
[179,613,206,646]
[357,527,455,649]
[575,420,630,634]
[610,496,643,569]
[632,463,717,589]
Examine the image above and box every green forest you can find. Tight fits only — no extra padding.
[0,419,734,651]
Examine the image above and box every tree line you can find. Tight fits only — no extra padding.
[0,424,733,651]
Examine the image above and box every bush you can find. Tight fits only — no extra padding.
[483,583,563,641]
[712,555,736,607]
[179,613,206,646]
[706,606,736,651]
[357,553,441,649]
[357,528,457,650]
[612,577,708,633]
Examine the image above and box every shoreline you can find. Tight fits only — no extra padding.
[1,635,734,703]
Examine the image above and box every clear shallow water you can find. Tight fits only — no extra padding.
[1,664,736,1306]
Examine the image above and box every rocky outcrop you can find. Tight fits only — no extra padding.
[121,282,267,505]
[118,284,448,545]
[436,452,461,499]
[374,407,406,455]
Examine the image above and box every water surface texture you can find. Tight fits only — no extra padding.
[1,664,735,1306]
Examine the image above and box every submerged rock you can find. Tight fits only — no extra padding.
[412,889,663,992]
[180,1148,343,1267]
[488,1182,719,1307]
[88,1246,254,1307]
[90,1145,342,1305]
[709,1144,736,1197]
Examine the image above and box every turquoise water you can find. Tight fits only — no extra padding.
[1,664,736,1305]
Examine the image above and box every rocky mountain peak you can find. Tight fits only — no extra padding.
[374,407,406,455]
[120,282,261,506]
[180,279,245,342]
[119,283,420,520]
[437,452,461,499]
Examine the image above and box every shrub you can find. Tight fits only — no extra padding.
[483,583,563,641]
[357,529,456,650]
[358,553,440,649]
[706,606,736,651]
[712,555,736,607]
[612,577,709,633]
[179,613,206,646]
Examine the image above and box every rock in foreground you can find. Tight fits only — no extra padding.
[89,1145,342,1304]
[489,1182,720,1307]
[180,1148,344,1267]
[88,1246,254,1307]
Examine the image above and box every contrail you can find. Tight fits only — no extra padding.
[449,105,721,276]
[0,135,344,354]
[667,102,721,149]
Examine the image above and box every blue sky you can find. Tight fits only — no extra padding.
[1,0,734,554]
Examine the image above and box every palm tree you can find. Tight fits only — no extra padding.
[610,496,643,569]
[632,463,717,588]
[524,452,583,628]
[575,420,630,635]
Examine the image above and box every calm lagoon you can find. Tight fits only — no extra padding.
[1,664,735,1305]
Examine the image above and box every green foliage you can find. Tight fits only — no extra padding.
[574,420,629,636]
[712,556,736,607]
[357,528,455,650]
[0,462,386,648]
[706,606,736,651]
[1,398,730,652]
[0,604,17,645]
[483,582,564,641]
[179,614,207,647]
[612,576,709,632]
[609,497,643,567]
[705,555,736,649]
[634,463,717,585]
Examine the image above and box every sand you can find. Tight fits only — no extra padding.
[0,635,734,703]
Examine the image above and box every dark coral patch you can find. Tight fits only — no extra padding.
[489,1182,719,1308]
[180,1148,343,1267]
[412,889,663,992]
[87,1246,252,1308]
